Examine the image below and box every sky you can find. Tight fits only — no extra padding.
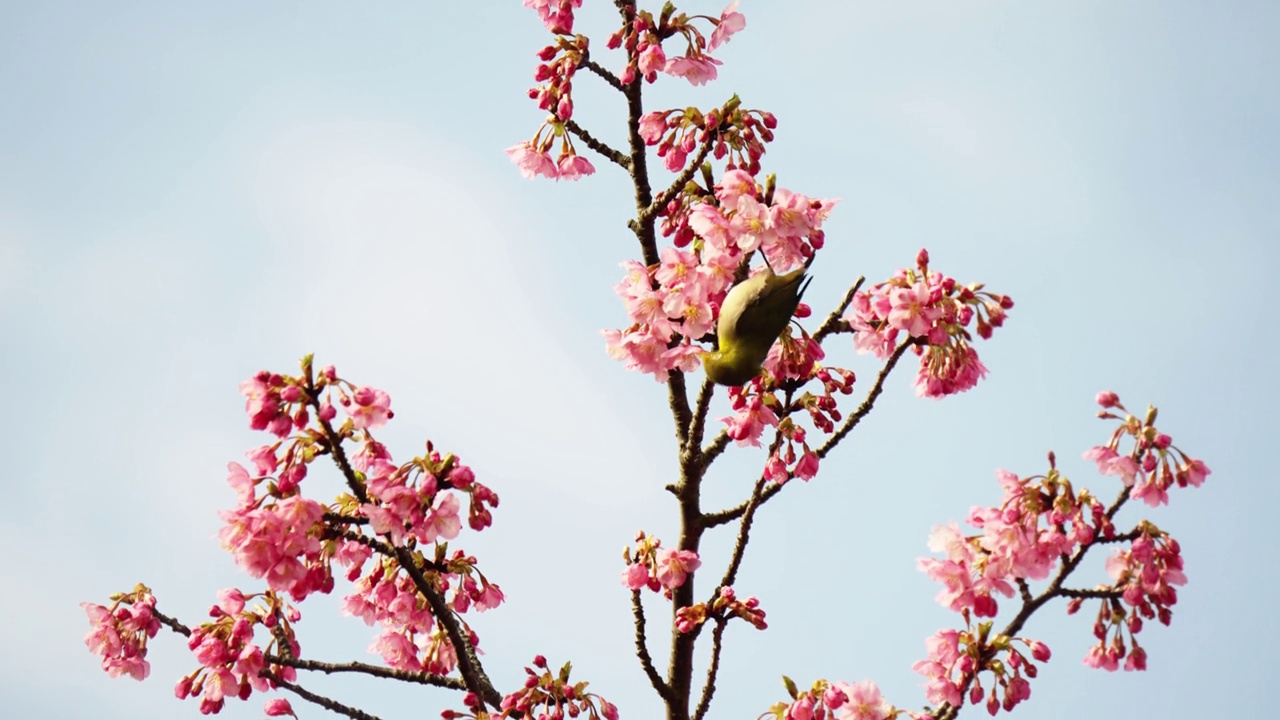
[2,1,1277,718]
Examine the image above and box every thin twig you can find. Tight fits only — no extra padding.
[643,135,715,223]
[1015,578,1033,604]
[702,341,918,528]
[691,619,729,720]
[152,609,454,716]
[812,277,864,343]
[268,672,384,720]
[699,430,732,471]
[715,392,791,590]
[268,657,468,691]
[717,478,769,589]
[581,54,625,92]
[631,590,673,701]
[1058,588,1124,600]
[154,609,191,636]
[566,118,631,170]
[816,338,920,459]
[684,376,717,459]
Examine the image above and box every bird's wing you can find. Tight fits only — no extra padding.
[720,268,810,346]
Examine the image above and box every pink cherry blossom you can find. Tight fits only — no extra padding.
[664,55,722,86]
[557,153,595,181]
[245,445,278,476]
[888,282,941,338]
[345,386,393,430]
[638,42,667,76]
[505,141,559,180]
[621,563,651,590]
[422,631,459,675]
[240,374,293,438]
[420,493,463,543]
[708,1,746,51]
[371,631,423,672]
[216,588,246,615]
[603,327,670,380]
[913,630,964,707]
[655,548,701,590]
[1083,446,1139,484]
[831,680,890,720]
[638,111,668,144]
[523,0,581,34]
[226,462,255,507]
[1178,458,1210,487]
[720,392,779,447]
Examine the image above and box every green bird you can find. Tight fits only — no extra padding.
[702,260,813,387]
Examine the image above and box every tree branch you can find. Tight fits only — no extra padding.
[581,53,625,93]
[269,657,468,691]
[812,276,864,343]
[643,135,715,224]
[631,590,673,702]
[691,619,729,720]
[565,118,631,170]
[815,338,920,460]
[268,672,384,720]
[683,376,716,459]
[702,341,918,528]
[699,430,733,472]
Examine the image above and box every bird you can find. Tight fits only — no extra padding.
[702,258,813,387]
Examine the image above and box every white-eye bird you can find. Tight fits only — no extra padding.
[702,260,813,386]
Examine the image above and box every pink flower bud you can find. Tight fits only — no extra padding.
[264,697,295,717]
[1028,640,1051,662]
[1096,390,1120,408]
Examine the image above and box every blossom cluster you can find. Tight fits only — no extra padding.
[912,627,1050,714]
[639,96,776,175]
[84,357,509,709]
[620,530,703,599]
[912,391,1211,713]
[1081,523,1184,672]
[175,589,300,715]
[917,461,1105,621]
[344,547,504,674]
[81,584,161,681]
[674,585,767,634]
[509,1,745,179]
[608,1,745,87]
[1084,390,1210,507]
[444,655,619,720]
[506,26,595,181]
[605,169,836,382]
[765,677,898,720]
[846,248,1013,399]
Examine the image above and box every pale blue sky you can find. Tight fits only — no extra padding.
[2,2,1276,719]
